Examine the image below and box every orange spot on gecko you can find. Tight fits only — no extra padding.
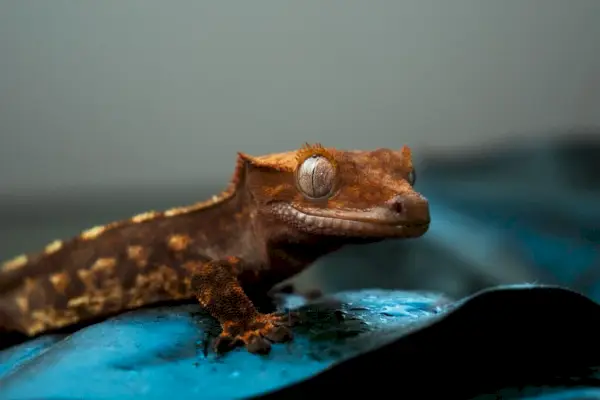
[67,296,90,309]
[127,246,148,268]
[2,254,28,271]
[14,277,48,315]
[125,264,187,308]
[78,258,117,292]
[91,257,117,273]
[80,225,106,240]
[225,256,240,263]
[164,207,190,217]
[44,240,63,255]
[72,257,124,316]
[49,271,71,295]
[167,234,191,252]
[156,265,182,298]
[23,320,46,337]
[76,269,95,293]
[15,295,29,313]
[27,307,81,335]
[131,211,159,223]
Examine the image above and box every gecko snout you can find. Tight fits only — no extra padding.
[385,194,430,225]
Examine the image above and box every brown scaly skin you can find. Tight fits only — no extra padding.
[0,143,430,355]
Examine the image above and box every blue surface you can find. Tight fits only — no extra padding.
[2,286,600,399]
[257,285,600,400]
[0,290,447,399]
[522,389,600,400]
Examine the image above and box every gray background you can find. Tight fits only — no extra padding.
[1,0,599,197]
[0,1,599,299]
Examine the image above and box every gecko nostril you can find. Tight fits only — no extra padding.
[387,196,405,216]
[386,194,431,223]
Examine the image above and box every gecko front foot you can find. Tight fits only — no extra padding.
[214,312,297,355]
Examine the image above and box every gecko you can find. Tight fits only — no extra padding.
[0,143,430,355]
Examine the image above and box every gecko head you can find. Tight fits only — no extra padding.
[238,143,430,241]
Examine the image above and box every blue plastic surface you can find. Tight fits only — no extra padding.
[0,290,447,399]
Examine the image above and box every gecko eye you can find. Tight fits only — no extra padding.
[407,169,416,186]
[296,155,336,198]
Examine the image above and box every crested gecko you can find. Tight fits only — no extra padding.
[0,143,430,355]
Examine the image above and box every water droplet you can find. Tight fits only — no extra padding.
[380,305,412,317]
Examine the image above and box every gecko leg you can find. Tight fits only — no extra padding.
[185,259,293,355]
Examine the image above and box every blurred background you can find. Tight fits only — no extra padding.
[0,1,598,302]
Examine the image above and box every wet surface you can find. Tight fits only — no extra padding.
[1,286,600,399]
[0,289,449,399]
[259,285,600,400]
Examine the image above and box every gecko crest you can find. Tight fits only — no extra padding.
[131,211,160,223]
[44,240,63,255]
[81,225,107,240]
[294,142,338,169]
[400,145,413,169]
[2,255,28,272]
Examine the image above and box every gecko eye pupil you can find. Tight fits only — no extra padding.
[297,155,335,199]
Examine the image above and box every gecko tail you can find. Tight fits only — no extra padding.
[0,256,34,337]
[0,296,19,335]
[0,301,30,350]
[0,264,28,294]
[0,248,47,294]
[0,306,10,332]
[0,270,19,328]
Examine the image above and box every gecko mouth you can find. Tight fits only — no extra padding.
[271,203,430,238]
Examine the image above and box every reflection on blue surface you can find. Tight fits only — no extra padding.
[522,389,600,400]
[2,286,599,399]
[0,290,444,399]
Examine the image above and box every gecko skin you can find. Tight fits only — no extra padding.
[0,143,430,355]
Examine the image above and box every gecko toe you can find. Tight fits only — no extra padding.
[273,310,301,327]
[264,324,292,343]
[213,333,237,353]
[214,312,298,355]
[246,333,272,354]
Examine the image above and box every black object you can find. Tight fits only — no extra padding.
[255,286,600,400]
